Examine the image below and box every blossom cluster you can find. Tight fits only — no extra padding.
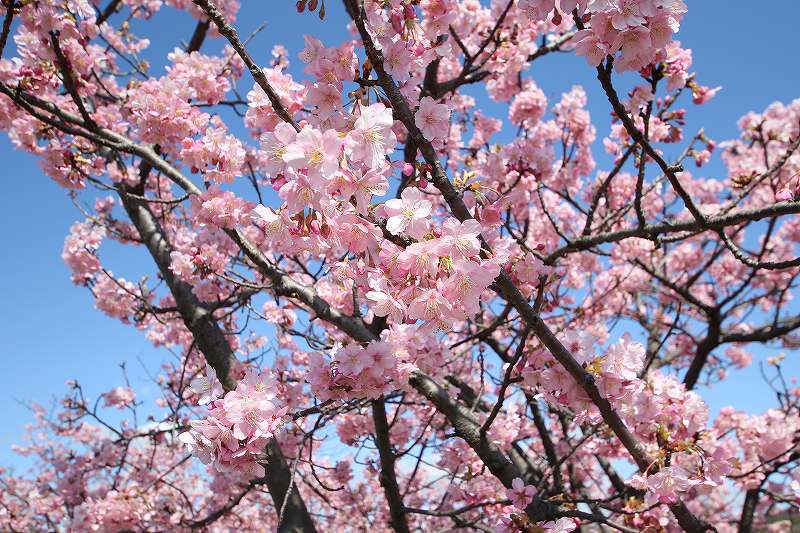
[179,366,288,477]
[524,0,689,72]
[307,341,399,401]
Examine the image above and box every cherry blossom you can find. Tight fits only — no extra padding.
[415,96,451,142]
[506,477,537,509]
[101,387,136,409]
[384,187,433,239]
[346,102,397,169]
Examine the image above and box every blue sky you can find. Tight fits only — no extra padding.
[1,1,799,467]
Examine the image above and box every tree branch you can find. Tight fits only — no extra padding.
[371,398,411,533]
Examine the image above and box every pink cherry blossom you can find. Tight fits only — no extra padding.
[540,518,578,533]
[346,102,397,169]
[407,286,454,323]
[307,83,343,120]
[506,477,536,509]
[260,122,304,176]
[187,363,225,405]
[383,39,413,82]
[291,126,342,184]
[384,187,433,239]
[366,290,406,322]
[102,387,136,409]
[415,96,450,142]
[436,218,482,259]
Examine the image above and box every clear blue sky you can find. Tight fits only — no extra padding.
[1,2,799,467]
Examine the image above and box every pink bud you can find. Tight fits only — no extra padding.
[402,163,414,176]
[390,9,403,34]
[271,174,287,191]
[403,4,416,20]
[480,205,502,226]
[432,227,442,238]
[417,177,429,189]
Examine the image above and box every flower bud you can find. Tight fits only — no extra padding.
[390,9,403,34]
[271,174,287,191]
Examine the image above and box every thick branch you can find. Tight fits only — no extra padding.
[720,314,800,343]
[96,0,123,25]
[0,1,14,59]
[119,183,238,389]
[372,399,410,533]
[50,32,96,130]
[545,201,800,262]
[186,19,210,53]
[683,309,721,390]
[737,488,760,533]
[118,186,318,533]
[408,372,555,522]
[263,440,319,533]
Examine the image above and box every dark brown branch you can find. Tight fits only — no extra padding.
[118,184,238,389]
[545,200,800,262]
[596,57,706,225]
[527,396,563,493]
[96,0,123,25]
[50,31,97,130]
[526,31,576,62]
[408,372,556,522]
[683,309,721,390]
[193,0,300,132]
[117,181,318,533]
[371,398,410,533]
[718,230,800,271]
[0,1,15,60]
[186,484,255,529]
[480,328,529,433]
[720,314,800,344]
[186,19,210,53]
[263,440,319,533]
[737,488,760,533]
